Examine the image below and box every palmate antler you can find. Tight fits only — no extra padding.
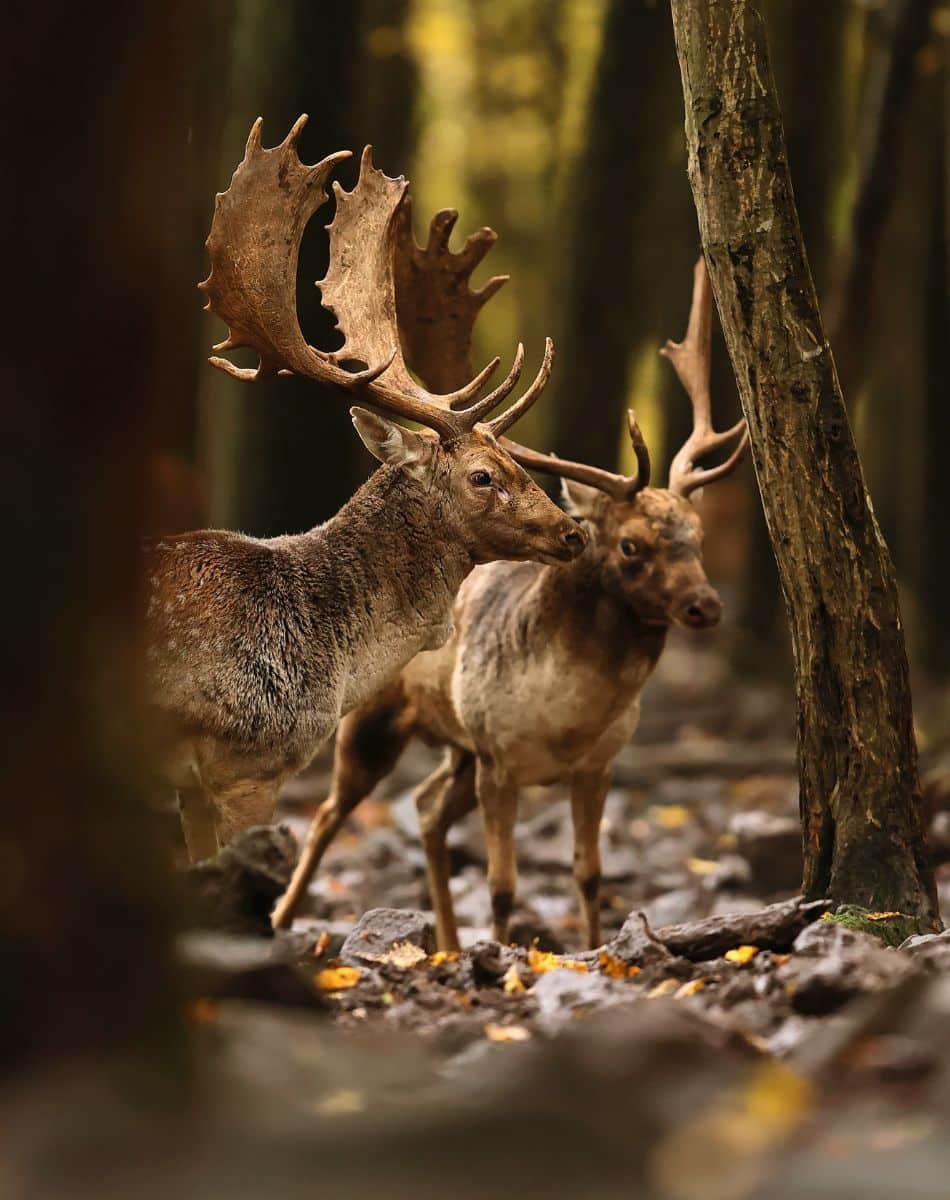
[660,258,749,498]
[390,196,648,493]
[199,116,552,441]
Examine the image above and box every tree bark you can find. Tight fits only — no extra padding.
[669,0,939,929]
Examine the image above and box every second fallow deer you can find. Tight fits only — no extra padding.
[147,117,585,862]
[272,259,749,945]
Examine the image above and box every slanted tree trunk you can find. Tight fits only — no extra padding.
[670,0,939,931]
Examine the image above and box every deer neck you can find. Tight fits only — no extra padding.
[293,465,472,714]
[534,555,668,685]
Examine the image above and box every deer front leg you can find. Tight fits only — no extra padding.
[570,766,612,949]
[178,786,220,863]
[416,750,476,952]
[476,758,519,945]
[272,690,413,929]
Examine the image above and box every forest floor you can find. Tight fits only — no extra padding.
[155,632,950,1199]
[13,636,950,1199]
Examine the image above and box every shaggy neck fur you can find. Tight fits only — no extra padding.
[290,465,473,712]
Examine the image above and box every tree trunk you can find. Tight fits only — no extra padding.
[828,0,935,406]
[1,1,220,1072]
[669,0,939,930]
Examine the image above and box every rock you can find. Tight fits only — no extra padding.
[900,929,950,972]
[506,909,565,954]
[780,921,917,1016]
[602,911,675,968]
[177,931,320,1007]
[728,810,802,891]
[339,907,436,966]
[185,825,297,935]
[639,888,700,928]
[532,968,622,1028]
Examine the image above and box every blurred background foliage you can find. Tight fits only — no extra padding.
[158,0,948,705]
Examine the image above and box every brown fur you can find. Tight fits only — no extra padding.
[272,481,724,945]
[147,427,583,856]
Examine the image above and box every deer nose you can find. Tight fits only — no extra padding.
[679,589,722,629]
[561,525,587,558]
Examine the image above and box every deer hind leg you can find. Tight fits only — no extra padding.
[416,749,476,953]
[271,684,414,929]
[178,786,220,863]
[570,766,612,949]
[476,758,519,945]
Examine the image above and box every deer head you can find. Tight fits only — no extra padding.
[199,117,584,566]
[505,259,749,629]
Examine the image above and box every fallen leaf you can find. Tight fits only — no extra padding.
[528,946,588,974]
[503,964,527,994]
[675,978,706,999]
[184,998,218,1025]
[687,856,720,876]
[865,911,903,921]
[771,953,791,965]
[317,1088,365,1116]
[650,804,689,830]
[485,1022,531,1043]
[647,979,679,999]
[312,930,330,957]
[381,991,394,1005]
[725,944,759,965]
[376,940,428,969]
[598,951,641,980]
[315,965,361,991]
[430,950,460,966]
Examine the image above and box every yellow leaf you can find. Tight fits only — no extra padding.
[485,1022,531,1043]
[375,940,428,970]
[430,950,460,966]
[650,804,689,830]
[675,978,706,999]
[503,964,527,994]
[647,979,679,999]
[528,946,588,974]
[317,1088,365,1116]
[315,965,361,991]
[725,944,759,965]
[866,911,903,921]
[598,951,641,980]
[687,857,720,876]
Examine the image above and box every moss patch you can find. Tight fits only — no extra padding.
[821,905,922,948]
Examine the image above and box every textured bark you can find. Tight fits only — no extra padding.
[670,0,939,928]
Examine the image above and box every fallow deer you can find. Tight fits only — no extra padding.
[146,116,586,862]
[271,259,749,946]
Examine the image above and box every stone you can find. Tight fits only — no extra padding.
[185,825,297,935]
[339,907,436,966]
[728,809,802,891]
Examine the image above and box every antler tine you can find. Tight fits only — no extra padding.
[501,408,650,501]
[662,257,748,498]
[485,341,550,436]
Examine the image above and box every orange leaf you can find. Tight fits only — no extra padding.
[485,1022,531,1043]
[598,951,641,980]
[315,965,361,991]
[528,947,588,974]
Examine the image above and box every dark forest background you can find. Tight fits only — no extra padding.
[149,0,950,711]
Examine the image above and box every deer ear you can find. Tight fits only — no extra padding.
[561,477,604,519]
[350,408,434,476]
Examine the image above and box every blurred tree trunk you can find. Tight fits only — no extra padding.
[920,62,950,674]
[671,0,939,929]
[1,1,229,1072]
[829,0,935,406]
[203,0,418,536]
[548,0,697,471]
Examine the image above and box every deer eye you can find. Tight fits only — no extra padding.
[470,469,492,488]
[620,538,639,558]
